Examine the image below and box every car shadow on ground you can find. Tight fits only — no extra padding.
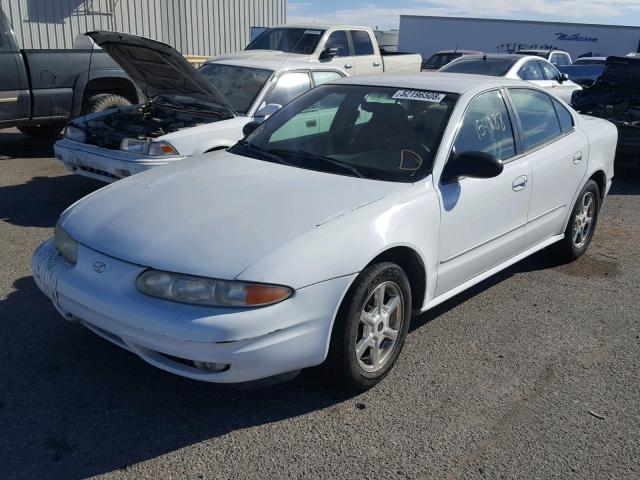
[0,276,357,479]
[0,129,60,159]
[0,174,104,228]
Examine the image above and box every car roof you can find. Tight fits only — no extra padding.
[330,72,528,95]
[434,49,482,55]
[519,49,567,54]
[272,23,367,31]
[206,58,346,73]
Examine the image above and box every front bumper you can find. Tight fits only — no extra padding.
[32,239,355,383]
[54,138,186,183]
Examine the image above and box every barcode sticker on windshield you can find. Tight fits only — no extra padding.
[392,90,446,103]
[304,29,322,35]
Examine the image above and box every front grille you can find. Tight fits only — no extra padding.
[76,165,120,180]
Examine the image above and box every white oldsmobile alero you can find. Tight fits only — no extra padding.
[33,73,617,390]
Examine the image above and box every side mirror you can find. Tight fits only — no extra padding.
[243,121,260,137]
[254,103,282,121]
[320,47,339,60]
[441,151,503,184]
[560,73,569,83]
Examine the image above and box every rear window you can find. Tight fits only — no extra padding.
[440,57,515,76]
[422,53,462,69]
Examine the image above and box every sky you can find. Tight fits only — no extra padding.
[287,0,640,30]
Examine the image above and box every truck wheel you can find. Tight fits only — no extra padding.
[85,93,131,114]
[17,124,64,139]
[320,262,412,391]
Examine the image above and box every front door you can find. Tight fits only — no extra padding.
[322,30,355,75]
[435,89,532,296]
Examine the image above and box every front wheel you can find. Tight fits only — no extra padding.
[320,262,412,391]
[550,179,600,262]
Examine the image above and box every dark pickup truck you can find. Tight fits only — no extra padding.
[572,56,640,163]
[0,8,140,138]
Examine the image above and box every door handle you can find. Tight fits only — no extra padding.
[552,82,558,87]
[512,176,528,192]
[373,61,381,67]
[344,64,353,69]
[573,152,583,164]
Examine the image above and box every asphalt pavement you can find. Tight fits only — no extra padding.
[1,127,638,479]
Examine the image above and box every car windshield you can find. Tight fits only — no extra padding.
[423,53,462,69]
[198,63,273,115]
[440,57,515,76]
[230,84,459,183]
[246,28,325,54]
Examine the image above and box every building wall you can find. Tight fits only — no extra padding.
[1,0,286,55]
[399,15,640,60]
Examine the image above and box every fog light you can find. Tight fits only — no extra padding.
[193,361,229,373]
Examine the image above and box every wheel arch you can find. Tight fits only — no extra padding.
[589,169,607,200]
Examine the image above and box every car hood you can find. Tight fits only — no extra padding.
[60,151,410,280]
[212,49,313,62]
[87,31,236,116]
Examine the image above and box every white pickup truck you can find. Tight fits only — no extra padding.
[215,25,422,76]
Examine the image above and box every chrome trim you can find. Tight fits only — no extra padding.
[0,97,18,103]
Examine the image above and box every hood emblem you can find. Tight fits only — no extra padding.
[92,262,106,274]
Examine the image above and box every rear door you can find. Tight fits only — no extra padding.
[538,60,574,103]
[350,30,382,75]
[435,89,532,295]
[507,87,588,246]
[0,10,29,125]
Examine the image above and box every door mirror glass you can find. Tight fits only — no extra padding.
[442,151,503,183]
[255,103,282,120]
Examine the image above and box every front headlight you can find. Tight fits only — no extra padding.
[136,270,293,307]
[120,138,179,156]
[64,125,86,143]
[54,222,78,264]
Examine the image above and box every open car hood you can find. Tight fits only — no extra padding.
[87,31,236,116]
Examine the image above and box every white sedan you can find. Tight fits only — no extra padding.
[438,54,582,104]
[54,32,345,183]
[33,73,617,390]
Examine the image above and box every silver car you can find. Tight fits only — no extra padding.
[438,54,582,104]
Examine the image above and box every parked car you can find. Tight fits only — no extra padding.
[54,32,346,183]
[0,8,139,138]
[421,50,482,71]
[214,25,422,75]
[33,73,616,390]
[517,49,572,66]
[439,54,582,104]
[557,57,606,87]
[572,56,640,163]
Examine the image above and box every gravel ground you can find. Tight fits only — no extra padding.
[1,127,639,480]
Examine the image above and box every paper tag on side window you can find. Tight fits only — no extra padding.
[391,90,446,103]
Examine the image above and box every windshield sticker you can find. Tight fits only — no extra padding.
[304,29,322,35]
[392,90,446,103]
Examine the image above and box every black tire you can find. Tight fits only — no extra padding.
[17,124,64,139]
[550,179,600,262]
[84,93,131,114]
[320,262,412,391]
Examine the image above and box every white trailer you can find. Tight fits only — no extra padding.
[398,15,640,60]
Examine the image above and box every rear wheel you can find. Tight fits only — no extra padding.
[321,262,412,391]
[17,124,64,139]
[84,93,131,114]
[550,179,600,262]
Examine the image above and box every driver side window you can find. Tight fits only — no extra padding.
[262,72,311,108]
[452,90,516,161]
[324,31,350,57]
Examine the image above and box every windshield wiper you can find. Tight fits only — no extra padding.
[236,140,293,166]
[267,149,365,178]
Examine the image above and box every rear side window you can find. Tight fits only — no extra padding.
[325,31,350,57]
[552,98,574,132]
[518,61,544,81]
[312,71,343,86]
[452,90,516,161]
[509,88,562,150]
[351,30,374,56]
[263,72,311,107]
[539,61,561,81]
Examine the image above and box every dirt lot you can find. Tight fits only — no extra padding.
[1,127,639,479]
